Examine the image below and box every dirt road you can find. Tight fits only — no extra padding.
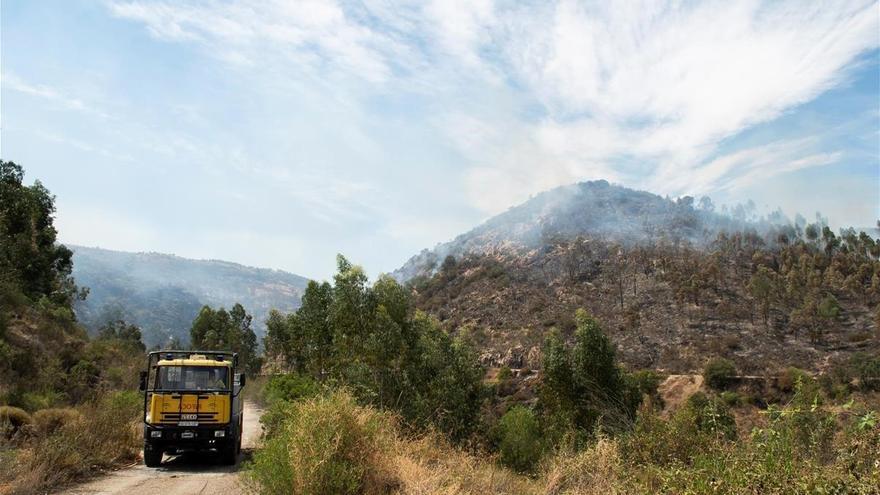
[60,401,263,495]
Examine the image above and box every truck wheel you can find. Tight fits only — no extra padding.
[144,447,162,467]
[237,417,243,453]
[221,442,237,465]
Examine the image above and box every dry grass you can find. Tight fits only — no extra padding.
[393,433,537,495]
[0,392,140,495]
[32,408,81,437]
[542,438,625,495]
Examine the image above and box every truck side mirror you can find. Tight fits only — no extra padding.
[139,371,148,391]
[235,373,246,388]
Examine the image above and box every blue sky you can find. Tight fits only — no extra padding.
[2,0,878,280]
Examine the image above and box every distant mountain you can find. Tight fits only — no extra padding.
[394,180,772,281]
[70,246,309,347]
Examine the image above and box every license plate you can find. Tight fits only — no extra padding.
[181,431,195,439]
[179,421,199,427]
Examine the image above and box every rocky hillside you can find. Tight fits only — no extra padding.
[70,246,309,347]
[400,182,880,375]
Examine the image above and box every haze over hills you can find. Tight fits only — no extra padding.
[394,180,785,282]
[70,245,309,347]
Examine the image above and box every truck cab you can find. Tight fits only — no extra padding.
[139,350,246,467]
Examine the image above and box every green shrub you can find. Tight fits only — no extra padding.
[720,391,741,407]
[32,408,81,436]
[264,373,321,404]
[20,390,65,412]
[851,353,880,391]
[822,353,880,396]
[260,400,294,439]
[246,390,398,495]
[625,369,665,410]
[622,402,711,467]
[496,406,543,473]
[0,338,11,368]
[765,379,834,463]
[703,357,737,390]
[685,392,737,440]
[497,366,513,381]
[104,390,141,414]
[777,367,811,393]
[629,370,662,397]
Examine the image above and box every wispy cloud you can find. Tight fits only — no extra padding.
[107,0,878,216]
[108,0,410,83]
[489,0,879,208]
[695,138,842,193]
[2,72,112,119]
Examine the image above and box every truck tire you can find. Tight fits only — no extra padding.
[221,441,237,465]
[237,417,243,453]
[144,447,162,467]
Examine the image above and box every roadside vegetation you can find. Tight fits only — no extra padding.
[0,162,144,494]
[244,375,878,494]
[248,253,880,494]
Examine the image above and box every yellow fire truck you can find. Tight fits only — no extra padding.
[139,350,246,467]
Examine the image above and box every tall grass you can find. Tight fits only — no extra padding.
[246,390,398,495]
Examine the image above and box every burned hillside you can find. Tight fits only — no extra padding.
[410,229,880,375]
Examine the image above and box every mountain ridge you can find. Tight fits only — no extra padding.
[69,245,309,347]
[394,180,780,281]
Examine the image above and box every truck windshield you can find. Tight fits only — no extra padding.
[155,366,229,391]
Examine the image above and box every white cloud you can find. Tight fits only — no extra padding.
[491,0,878,201]
[106,0,879,217]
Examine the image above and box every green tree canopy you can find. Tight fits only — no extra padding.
[0,160,76,305]
[541,310,636,443]
[266,255,483,441]
[190,303,260,375]
[97,319,146,352]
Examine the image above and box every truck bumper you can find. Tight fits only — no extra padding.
[144,424,234,453]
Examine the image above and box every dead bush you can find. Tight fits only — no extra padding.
[0,406,32,439]
[32,408,81,437]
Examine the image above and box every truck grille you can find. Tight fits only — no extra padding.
[158,412,220,424]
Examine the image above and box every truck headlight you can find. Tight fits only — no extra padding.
[150,431,162,438]
[214,430,225,438]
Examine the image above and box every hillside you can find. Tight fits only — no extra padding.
[394,180,771,281]
[70,246,309,347]
[399,181,880,375]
